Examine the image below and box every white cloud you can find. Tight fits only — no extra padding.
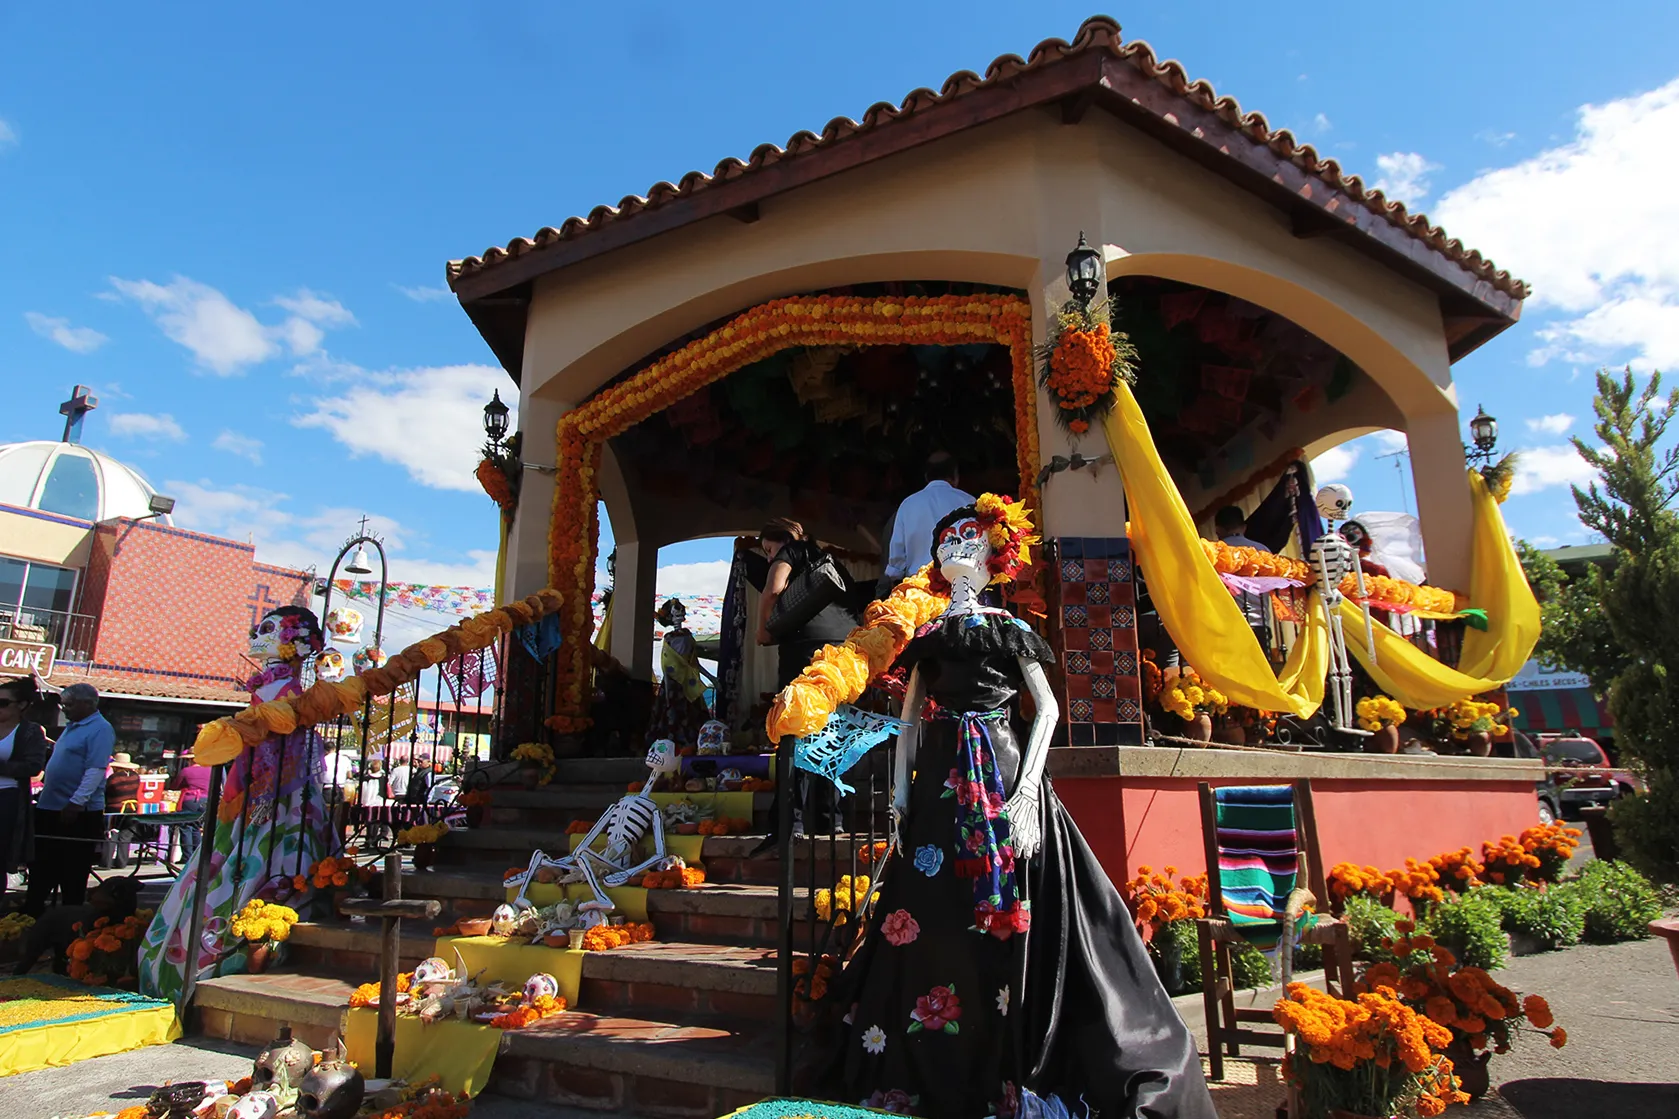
[294,362,513,491]
[1433,78,1679,369]
[1528,535,1560,547]
[213,429,264,465]
[654,560,732,598]
[109,412,186,441]
[1371,151,1441,205]
[1475,128,1516,148]
[1371,429,1409,454]
[1312,113,1332,134]
[396,284,454,303]
[1311,443,1360,482]
[24,312,108,354]
[0,118,15,149]
[1526,413,1575,435]
[1509,444,1598,496]
[108,276,354,374]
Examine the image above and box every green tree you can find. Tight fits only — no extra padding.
[1569,369,1679,880]
[1515,541,1627,687]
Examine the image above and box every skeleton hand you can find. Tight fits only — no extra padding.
[1004,783,1043,861]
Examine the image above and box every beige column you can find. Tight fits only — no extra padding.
[503,396,566,602]
[1405,410,1474,592]
[610,538,658,681]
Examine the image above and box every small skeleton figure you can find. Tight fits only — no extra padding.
[505,739,684,915]
[1311,484,1376,732]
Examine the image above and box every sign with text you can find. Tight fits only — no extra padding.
[1507,659,1592,692]
[0,639,55,678]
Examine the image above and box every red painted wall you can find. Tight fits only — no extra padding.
[1058,774,1543,886]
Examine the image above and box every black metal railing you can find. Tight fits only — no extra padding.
[0,606,97,665]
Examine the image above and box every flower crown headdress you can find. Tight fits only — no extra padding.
[926,493,1038,594]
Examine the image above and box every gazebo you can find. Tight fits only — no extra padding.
[448,16,1541,874]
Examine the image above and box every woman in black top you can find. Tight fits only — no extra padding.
[0,677,50,907]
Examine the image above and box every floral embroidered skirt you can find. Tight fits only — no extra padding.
[827,716,1216,1119]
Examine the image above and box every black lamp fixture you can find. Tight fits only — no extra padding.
[483,389,511,447]
[1065,232,1104,307]
[1466,404,1499,465]
[320,515,389,649]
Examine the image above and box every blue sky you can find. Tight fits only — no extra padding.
[5,1,1677,625]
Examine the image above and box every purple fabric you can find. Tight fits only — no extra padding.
[173,764,213,798]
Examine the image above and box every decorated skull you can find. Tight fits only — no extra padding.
[717,767,745,791]
[696,720,728,756]
[294,1041,365,1119]
[249,608,323,662]
[352,645,388,674]
[490,903,520,937]
[323,606,364,643]
[523,972,560,1004]
[314,649,347,683]
[144,1080,221,1119]
[251,1025,314,1096]
[226,1092,281,1119]
[411,956,454,985]
[935,516,991,587]
[645,738,680,776]
[1315,483,1354,523]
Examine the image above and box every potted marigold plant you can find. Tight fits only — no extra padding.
[1273,981,1467,1119]
[1355,696,1406,755]
[1122,865,1207,994]
[1429,699,1510,757]
[65,910,152,988]
[1159,671,1227,743]
[396,821,450,872]
[511,741,555,788]
[1357,921,1565,1100]
[231,899,299,974]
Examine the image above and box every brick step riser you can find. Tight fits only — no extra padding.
[195,1005,343,1054]
[480,808,773,830]
[579,977,775,1022]
[488,1055,767,1119]
[286,943,436,977]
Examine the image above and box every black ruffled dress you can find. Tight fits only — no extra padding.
[829,610,1215,1119]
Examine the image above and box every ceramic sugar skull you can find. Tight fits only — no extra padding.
[295,1041,365,1119]
[645,738,680,776]
[314,649,347,683]
[718,767,745,791]
[523,972,560,1004]
[227,1092,281,1119]
[324,606,364,643]
[1315,483,1354,523]
[251,1025,314,1096]
[249,607,324,662]
[935,516,991,587]
[697,720,728,756]
[352,646,388,674]
[490,903,520,937]
[412,956,453,985]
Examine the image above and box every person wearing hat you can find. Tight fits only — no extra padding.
[103,753,143,869]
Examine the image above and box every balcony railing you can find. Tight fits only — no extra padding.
[0,607,97,669]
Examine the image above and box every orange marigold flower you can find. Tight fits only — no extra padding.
[1523,994,1554,1030]
[1550,1027,1567,1048]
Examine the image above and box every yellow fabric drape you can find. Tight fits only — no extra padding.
[594,593,613,653]
[437,935,585,1006]
[0,1004,179,1076]
[1458,471,1542,681]
[662,637,707,702]
[509,883,652,923]
[1340,600,1508,709]
[1102,385,1328,717]
[493,516,509,608]
[345,1009,500,1097]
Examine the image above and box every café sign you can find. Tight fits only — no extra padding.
[0,639,56,677]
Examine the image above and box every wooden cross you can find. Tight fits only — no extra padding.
[339,853,441,1078]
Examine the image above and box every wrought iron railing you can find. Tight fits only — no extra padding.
[0,606,97,665]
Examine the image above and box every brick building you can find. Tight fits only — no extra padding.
[0,404,310,761]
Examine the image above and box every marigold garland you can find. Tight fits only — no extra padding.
[1198,539,1460,614]
[1036,300,1137,435]
[475,456,516,518]
[489,993,567,1028]
[550,293,1039,731]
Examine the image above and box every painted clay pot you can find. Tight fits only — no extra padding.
[1214,722,1246,747]
[1444,1039,1492,1099]
[245,941,281,975]
[1183,713,1213,743]
[413,843,437,872]
[1464,731,1493,757]
[1365,725,1401,754]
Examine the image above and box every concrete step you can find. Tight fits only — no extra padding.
[194,972,354,1051]
[490,1009,775,1117]
[481,789,773,831]
[286,921,441,976]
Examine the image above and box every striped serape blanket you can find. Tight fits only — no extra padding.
[1212,784,1315,948]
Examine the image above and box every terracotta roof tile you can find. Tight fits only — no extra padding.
[448,17,1528,303]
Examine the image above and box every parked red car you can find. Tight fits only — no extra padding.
[1536,735,1640,817]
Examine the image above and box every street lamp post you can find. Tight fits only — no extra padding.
[320,515,390,650]
[1465,404,1500,468]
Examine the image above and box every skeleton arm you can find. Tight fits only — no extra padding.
[890,667,923,853]
[602,804,672,885]
[1003,658,1058,860]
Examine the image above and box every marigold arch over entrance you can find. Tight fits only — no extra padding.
[545,292,1040,731]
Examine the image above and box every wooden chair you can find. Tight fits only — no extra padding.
[1195,779,1356,1081]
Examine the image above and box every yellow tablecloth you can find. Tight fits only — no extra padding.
[344,1008,500,1097]
[507,883,651,924]
[0,976,180,1076]
[436,935,584,1005]
[567,831,705,866]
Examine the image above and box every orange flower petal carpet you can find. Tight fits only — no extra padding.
[0,974,180,1076]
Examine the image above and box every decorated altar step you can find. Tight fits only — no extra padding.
[481,787,774,831]
[487,1007,775,1117]
[193,971,355,1051]
[286,920,440,976]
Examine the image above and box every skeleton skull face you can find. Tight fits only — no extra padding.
[251,1025,315,1095]
[248,614,286,660]
[227,1092,281,1119]
[324,607,364,643]
[314,649,347,682]
[696,720,728,756]
[1339,519,1369,549]
[412,956,453,985]
[1315,484,1354,523]
[523,972,560,1003]
[352,646,388,674]
[935,516,992,589]
[645,739,680,775]
[490,904,519,937]
[294,1042,365,1119]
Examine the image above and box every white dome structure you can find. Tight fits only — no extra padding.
[0,441,174,525]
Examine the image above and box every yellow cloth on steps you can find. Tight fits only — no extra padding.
[344,1008,500,1097]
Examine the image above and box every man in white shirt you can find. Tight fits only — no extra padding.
[386,756,411,801]
[881,453,975,593]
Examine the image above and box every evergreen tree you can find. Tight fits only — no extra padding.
[1570,369,1679,880]
[1515,542,1627,689]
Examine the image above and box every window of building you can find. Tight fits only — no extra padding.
[37,453,100,521]
[0,556,80,641]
